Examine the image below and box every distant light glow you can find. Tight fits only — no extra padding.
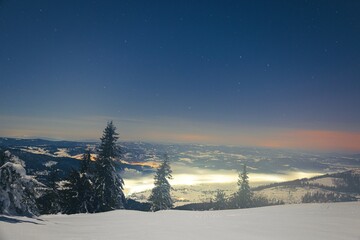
[1,115,360,152]
[123,170,322,195]
[170,174,236,186]
[124,179,155,195]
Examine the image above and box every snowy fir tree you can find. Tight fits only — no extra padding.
[80,150,93,174]
[235,164,253,208]
[213,190,227,210]
[0,150,7,166]
[148,154,173,211]
[93,121,125,212]
[36,164,62,214]
[61,151,95,214]
[0,150,41,216]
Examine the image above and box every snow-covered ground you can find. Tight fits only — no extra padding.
[1,202,359,240]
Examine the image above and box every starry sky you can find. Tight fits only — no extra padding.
[1,0,360,151]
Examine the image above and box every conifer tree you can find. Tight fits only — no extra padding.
[80,150,92,173]
[213,189,227,210]
[236,164,253,208]
[148,155,173,211]
[0,150,41,216]
[0,150,7,166]
[61,151,95,214]
[93,121,125,212]
[37,165,62,214]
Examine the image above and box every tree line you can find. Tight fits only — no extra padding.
[0,122,174,216]
[0,121,284,216]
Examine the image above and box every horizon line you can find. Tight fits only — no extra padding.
[1,135,359,155]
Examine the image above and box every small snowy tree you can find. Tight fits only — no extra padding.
[0,150,7,166]
[213,190,227,210]
[0,150,41,216]
[37,164,62,214]
[149,155,173,211]
[93,121,125,212]
[235,164,253,208]
[61,151,95,214]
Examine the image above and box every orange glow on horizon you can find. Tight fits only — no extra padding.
[258,130,360,152]
[2,116,360,152]
[143,128,360,152]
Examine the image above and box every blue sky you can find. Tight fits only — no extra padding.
[1,1,360,151]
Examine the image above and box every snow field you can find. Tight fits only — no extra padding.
[1,202,360,240]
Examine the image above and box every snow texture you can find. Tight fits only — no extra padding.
[44,161,58,168]
[0,202,359,240]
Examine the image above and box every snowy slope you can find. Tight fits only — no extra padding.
[1,202,360,240]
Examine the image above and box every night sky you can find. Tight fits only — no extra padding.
[1,1,360,151]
